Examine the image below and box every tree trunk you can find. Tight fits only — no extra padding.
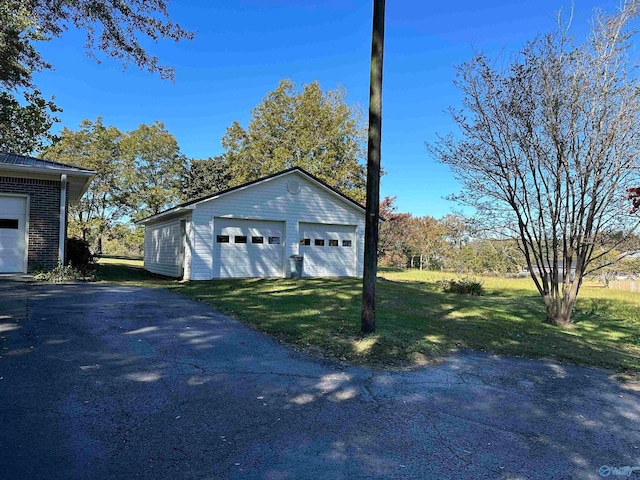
[361,0,385,334]
[542,284,578,325]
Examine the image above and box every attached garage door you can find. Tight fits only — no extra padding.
[213,218,284,278]
[299,223,356,277]
[0,196,27,273]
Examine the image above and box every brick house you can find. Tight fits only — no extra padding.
[0,152,95,273]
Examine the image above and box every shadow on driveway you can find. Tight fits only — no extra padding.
[1,282,639,479]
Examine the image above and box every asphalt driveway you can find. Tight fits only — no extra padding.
[1,281,639,479]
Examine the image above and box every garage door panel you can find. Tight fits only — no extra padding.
[1,197,26,215]
[262,251,280,261]
[299,223,356,277]
[213,218,284,278]
[0,242,21,255]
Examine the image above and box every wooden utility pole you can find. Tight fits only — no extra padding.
[361,0,385,334]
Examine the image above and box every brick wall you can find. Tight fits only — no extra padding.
[0,177,67,272]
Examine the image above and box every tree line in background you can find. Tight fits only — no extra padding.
[42,80,367,255]
[378,196,640,281]
[378,196,526,275]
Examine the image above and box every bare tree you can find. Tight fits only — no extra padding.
[429,2,640,325]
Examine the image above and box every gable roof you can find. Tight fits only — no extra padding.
[0,151,96,203]
[137,167,365,225]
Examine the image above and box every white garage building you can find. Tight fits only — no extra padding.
[138,167,366,280]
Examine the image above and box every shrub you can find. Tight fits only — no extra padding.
[34,261,88,283]
[67,237,97,275]
[437,277,485,295]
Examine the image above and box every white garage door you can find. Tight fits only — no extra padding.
[0,196,27,273]
[299,223,356,277]
[213,218,284,278]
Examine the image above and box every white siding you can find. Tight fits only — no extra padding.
[190,171,365,279]
[183,219,193,281]
[144,217,187,277]
[190,211,213,280]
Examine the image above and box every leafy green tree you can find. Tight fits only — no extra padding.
[0,90,61,153]
[408,216,447,270]
[103,224,145,257]
[1,0,193,153]
[122,121,187,220]
[439,214,471,273]
[222,79,367,203]
[429,3,640,324]
[0,3,60,152]
[588,250,624,288]
[44,118,125,253]
[440,214,470,250]
[46,118,188,251]
[461,239,524,275]
[181,156,230,201]
[620,257,640,278]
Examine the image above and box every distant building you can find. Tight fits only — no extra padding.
[523,260,577,282]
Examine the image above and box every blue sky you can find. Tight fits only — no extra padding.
[33,0,623,217]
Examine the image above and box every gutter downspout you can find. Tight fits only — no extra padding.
[59,174,67,264]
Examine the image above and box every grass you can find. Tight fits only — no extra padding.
[96,257,157,283]
[96,259,640,373]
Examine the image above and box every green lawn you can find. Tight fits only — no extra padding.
[96,259,640,373]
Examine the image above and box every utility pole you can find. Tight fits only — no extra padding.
[361,0,385,334]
